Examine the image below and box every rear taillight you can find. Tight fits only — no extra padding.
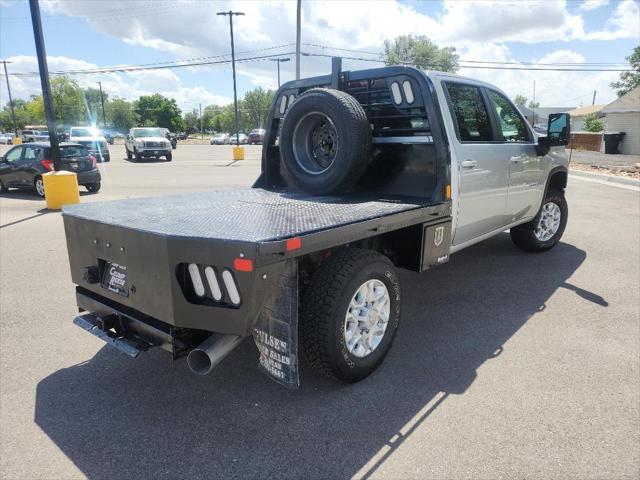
[89,156,97,168]
[40,159,53,171]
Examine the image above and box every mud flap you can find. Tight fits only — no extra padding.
[253,259,299,389]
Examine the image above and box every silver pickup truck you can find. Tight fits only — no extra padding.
[62,64,569,389]
[124,127,173,162]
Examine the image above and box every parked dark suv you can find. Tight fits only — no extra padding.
[0,142,101,197]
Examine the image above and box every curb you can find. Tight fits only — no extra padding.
[569,169,640,187]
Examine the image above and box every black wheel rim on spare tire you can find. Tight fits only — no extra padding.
[279,88,372,195]
[292,112,339,174]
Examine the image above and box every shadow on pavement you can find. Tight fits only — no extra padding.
[34,234,601,479]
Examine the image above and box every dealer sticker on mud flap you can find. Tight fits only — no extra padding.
[101,262,129,297]
[253,259,299,389]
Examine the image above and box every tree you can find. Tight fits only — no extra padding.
[383,35,459,72]
[106,98,137,132]
[528,101,540,109]
[583,112,604,132]
[83,87,108,125]
[183,109,200,134]
[134,94,184,131]
[242,87,274,129]
[610,46,640,97]
[514,95,528,107]
[50,76,86,126]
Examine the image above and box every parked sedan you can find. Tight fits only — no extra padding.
[0,133,14,145]
[0,142,101,197]
[210,133,230,145]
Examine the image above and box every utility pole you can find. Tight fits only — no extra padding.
[1,60,19,138]
[97,81,106,128]
[296,0,301,80]
[270,57,290,87]
[29,0,60,170]
[217,10,244,146]
[592,90,597,105]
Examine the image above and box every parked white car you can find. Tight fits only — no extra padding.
[210,133,231,145]
[0,133,14,145]
[69,127,111,162]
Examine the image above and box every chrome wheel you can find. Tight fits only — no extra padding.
[534,201,561,241]
[292,111,339,175]
[344,279,390,358]
[34,178,45,197]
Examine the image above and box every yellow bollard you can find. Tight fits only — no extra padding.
[42,170,80,210]
[232,145,245,161]
[12,137,22,145]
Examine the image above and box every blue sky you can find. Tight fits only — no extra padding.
[1,0,638,110]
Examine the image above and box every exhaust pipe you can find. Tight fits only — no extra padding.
[187,334,243,375]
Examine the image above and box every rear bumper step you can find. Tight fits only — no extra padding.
[73,313,155,358]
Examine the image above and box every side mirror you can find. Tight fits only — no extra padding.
[536,112,570,156]
[547,113,571,146]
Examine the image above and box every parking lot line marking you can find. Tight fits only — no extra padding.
[569,174,640,192]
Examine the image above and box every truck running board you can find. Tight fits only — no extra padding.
[73,313,156,358]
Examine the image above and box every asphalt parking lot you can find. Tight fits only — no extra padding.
[1,144,639,479]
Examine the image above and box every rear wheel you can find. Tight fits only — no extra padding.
[86,183,101,193]
[34,176,45,198]
[510,188,568,252]
[300,248,401,382]
[0,179,8,193]
[280,88,372,195]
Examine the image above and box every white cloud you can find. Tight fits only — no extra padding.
[580,0,610,11]
[581,0,640,40]
[0,55,232,111]
[457,46,620,106]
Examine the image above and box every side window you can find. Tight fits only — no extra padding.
[445,82,493,142]
[24,147,43,161]
[488,91,531,142]
[5,146,23,162]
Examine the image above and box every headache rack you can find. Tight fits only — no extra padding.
[257,60,450,202]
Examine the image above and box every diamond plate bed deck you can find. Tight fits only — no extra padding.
[62,188,431,242]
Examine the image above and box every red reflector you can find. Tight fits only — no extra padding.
[286,237,302,251]
[234,258,253,272]
[40,159,54,171]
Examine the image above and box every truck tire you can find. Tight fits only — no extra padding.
[510,188,568,252]
[300,248,401,382]
[280,88,371,195]
[126,148,132,160]
[165,152,172,161]
[134,148,141,162]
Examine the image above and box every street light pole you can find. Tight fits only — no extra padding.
[29,0,61,170]
[97,81,106,128]
[217,10,244,147]
[270,58,290,87]
[1,60,19,138]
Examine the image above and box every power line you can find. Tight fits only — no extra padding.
[303,43,631,67]
[303,52,634,72]
[10,51,297,77]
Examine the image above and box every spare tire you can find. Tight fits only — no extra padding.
[280,88,371,195]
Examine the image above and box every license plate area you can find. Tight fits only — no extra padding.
[101,261,129,297]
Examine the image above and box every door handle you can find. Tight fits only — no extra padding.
[510,156,523,163]
[461,160,478,169]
